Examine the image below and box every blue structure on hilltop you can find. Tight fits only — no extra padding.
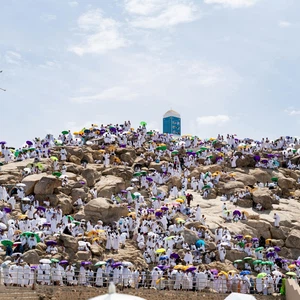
[163,109,181,136]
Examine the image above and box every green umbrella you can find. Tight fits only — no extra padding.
[14,151,20,157]
[95,261,106,267]
[286,272,297,276]
[237,241,245,247]
[141,171,147,176]
[72,221,80,225]
[28,148,36,151]
[224,210,232,214]
[0,162,3,166]
[234,260,243,264]
[271,177,278,182]
[147,131,154,135]
[131,194,136,200]
[157,145,167,151]
[21,232,41,243]
[243,257,253,261]
[255,247,264,252]
[200,147,208,151]
[133,172,141,177]
[50,156,58,161]
[52,172,62,177]
[51,258,59,263]
[1,240,13,247]
[165,236,176,240]
[62,131,69,135]
[265,261,274,266]
[207,155,213,159]
[172,150,179,155]
[257,272,267,278]
[140,121,147,126]
[202,185,211,190]
[34,163,44,171]
[67,215,74,221]
[253,260,262,265]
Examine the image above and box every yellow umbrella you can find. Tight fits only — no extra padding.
[198,225,207,230]
[18,214,27,220]
[183,265,193,271]
[155,248,166,254]
[175,199,184,203]
[212,171,221,176]
[218,271,228,278]
[228,270,237,274]
[288,264,296,269]
[156,277,165,284]
[96,229,105,233]
[229,173,236,177]
[87,230,98,237]
[98,150,106,153]
[266,239,272,245]
[92,124,99,127]
[241,211,249,216]
[73,132,79,135]
[244,235,252,239]
[93,237,100,242]
[174,265,185,270]
[130,128,135,131]
[128,212,136,219]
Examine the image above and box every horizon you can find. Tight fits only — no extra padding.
[0,0,299,146]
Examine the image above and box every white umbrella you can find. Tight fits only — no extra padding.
[59,175,68,179]
[89,282,145,300]
[126,187,134,191]
[224,293,256,300]
[131,178,139,182]
[11,253,23,257]
[272,270,282,276]
[133,192,141,196]
[39,259,51,264]
[16,183,26,187]
[1,260,11,268]
[22,197,31,201]
[0,223,7,230]
[122,261,133,267]
[24,167,31,173]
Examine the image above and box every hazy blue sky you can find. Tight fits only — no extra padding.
[0,0,299,146]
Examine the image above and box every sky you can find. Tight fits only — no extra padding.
[0,0,300,147]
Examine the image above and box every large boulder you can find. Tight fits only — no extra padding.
[249,169,272,183]
[21,174,45,195]
[278,177,296,190]
[69,155,81,165]
[217,181,245,194]
[58,197,73,215]
[22,249,40,264]
[71,188,88,201]
[81,167,101,187]
[234,172,256,186]
[252,188,273,210]
[65,147,84,160]
[59,234,78,251]
[149,161,165,172]
[285,229,300,249]
[226,249,248,262]
[102,166,133,181]
[270,226,289,240]
[34,175,61,195]
[182,228,199,245]
[76,198,128,224]
[95,175,125,198]
[76,251,92,261]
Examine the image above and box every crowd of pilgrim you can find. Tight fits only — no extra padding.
[0,121,300,295]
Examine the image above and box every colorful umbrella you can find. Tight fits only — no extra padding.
[95,261,106,267]
[255,247,264,252]
[156,248,166,254]
[51,258,59,263]
[1,240,13,247]
[195,239,206,247]
[257,273,267,278]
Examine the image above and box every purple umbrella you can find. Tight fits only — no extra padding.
[275,258,282,262]
[0,141,6,145]
[161,206,168,211]
[26,141,33,146]
[282,259,289,263]
[121,190,128,193]
[294,260,300,266]
[274,246,281,252]
[155,211,162,217]
[146,177,153,182]
[37,206,46,212]
[43,222,51,226]
[254,155,260,162]
[79,180,86,185]
[267,154,274,158]
[235,235,243,240]
[109,127,117,133]
[100,129,106,134]
[233,210,241,216]
[157,265,169,271]
[261,159,268,164]
[112,262,122,268]
[120,144,126,148]
[147,208,154,213]
[266,252,275,258]
[251,238,258,242]
[46,240,57,246]
[81,261,91,266]
[210,269,218,275]
[42,142,49,147]
[31,265,38,269]
[186,266,196,272]
[170,253,179,259]
[3,207,11,213]
[59,260,69,265]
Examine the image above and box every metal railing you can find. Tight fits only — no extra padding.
[0,269,291,295]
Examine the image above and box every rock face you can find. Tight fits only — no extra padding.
[285,229,300,249]
[23,249,40,264]
[34,175,61,195]
[75,198,128,224]
[21,173,45,195]
[252,188,273,210]
[95,175,125,198]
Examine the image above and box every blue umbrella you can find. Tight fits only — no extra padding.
[240,270,251,275]
[159,255,169,261]
[195,239,206,247]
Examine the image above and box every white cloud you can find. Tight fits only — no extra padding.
[69,9,127,55]
[204,0,258,8]
[40,14,57,22]
[279,21,291,28]
[68,1,78,7]
[285,109,300,116]
[70,86,139,103]
[5,51,22,64]
[125,0,201,29]
[197,115,230,125]
[39,61,61,69]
